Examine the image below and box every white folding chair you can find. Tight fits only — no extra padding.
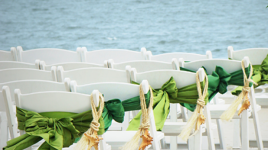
[0,47,17,61]
[146,49,212,62]
[0,68,57,83]
[70,80,163,150]
[80,47,147,64]
[40,61,106,71]
[130,68,208,150]
[0,79,71,148]
[16,46,83,65]
[228,46,268,106]
[56,67,131,85]
[107,58,179,72]
[0,60,40,70]
[180,57,264,150]
[2,88,110,150]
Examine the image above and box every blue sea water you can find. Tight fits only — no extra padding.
[0,0,267,58]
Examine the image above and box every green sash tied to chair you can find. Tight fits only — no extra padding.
[127,77,206,131]
[102,93,150,131]
[181,65,251,100]
[232,54,268,95]
[4,107,105,150]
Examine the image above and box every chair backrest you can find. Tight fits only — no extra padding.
[228,46,268,65]
[71,82,147,101]
[13,90,97,113]
[0,79,70,139]
[80,47,147,64]
[0,47,17,61]
[131,69,198,89]
[0,61,40,70]
[0,68,57,83]
[40,61,106,71]
[0,79,70,102]
[146,50,212,62]
[70,80,158,140]
[57,67,131,85]
[179,57,250,74]
[16,46,83,65]
[107,58,179,72]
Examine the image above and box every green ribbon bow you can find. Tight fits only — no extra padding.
[102,94,150,131]
[4,107,104,150]
[102,99,125,131]
[232,54,268,95]
[181,65,251,100]
[127,77,206,131]
[206,66,232,99]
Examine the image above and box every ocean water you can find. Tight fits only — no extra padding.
[0,0,267,58]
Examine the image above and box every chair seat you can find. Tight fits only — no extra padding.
[64,143,111,150]
[162,122,206,136]
[105,131,164,143]
[209,104,253,119]
[108,120,122,131]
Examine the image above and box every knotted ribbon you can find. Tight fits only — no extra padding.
[179,71,209,141]
[128,77,204,131]
[74,92,105,150]
[102,99,125,131]
[221,60,257,121]
[121,85,154,150]
[232,54,268,95]
[4,107,105,150]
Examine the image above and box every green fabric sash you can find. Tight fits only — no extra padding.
[102,93,150,131]
[4,107,104,150]
[180,65,251,100]
[232,54,268,95]
[127,77,207,131]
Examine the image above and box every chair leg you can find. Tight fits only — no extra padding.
[99,134,106,150]
[233,119,241,148]
[213,95,226,150]
[241,109,249,150]
[204,104,215,150]
[170,104,177,150]
[187,111,202,150]
[216,119,227,150]
[0,112,8,148]
[160,138,167,149]
[180,105,188,122]
[188,136,195,150]
[194,127,202,150]
[249,88,264,150]
[170,137,177,150]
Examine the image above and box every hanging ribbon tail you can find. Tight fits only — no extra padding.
[179,71,208,141]
[220,90,247,121]
[74,93,105,150]
[121,86,154,150]
[221,61,257,121]
[178,106,205,141]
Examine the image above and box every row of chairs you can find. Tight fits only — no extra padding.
[0,46,267,150]
[0,69,209,150]
[0,58,264,149]
[0,46,211,64]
